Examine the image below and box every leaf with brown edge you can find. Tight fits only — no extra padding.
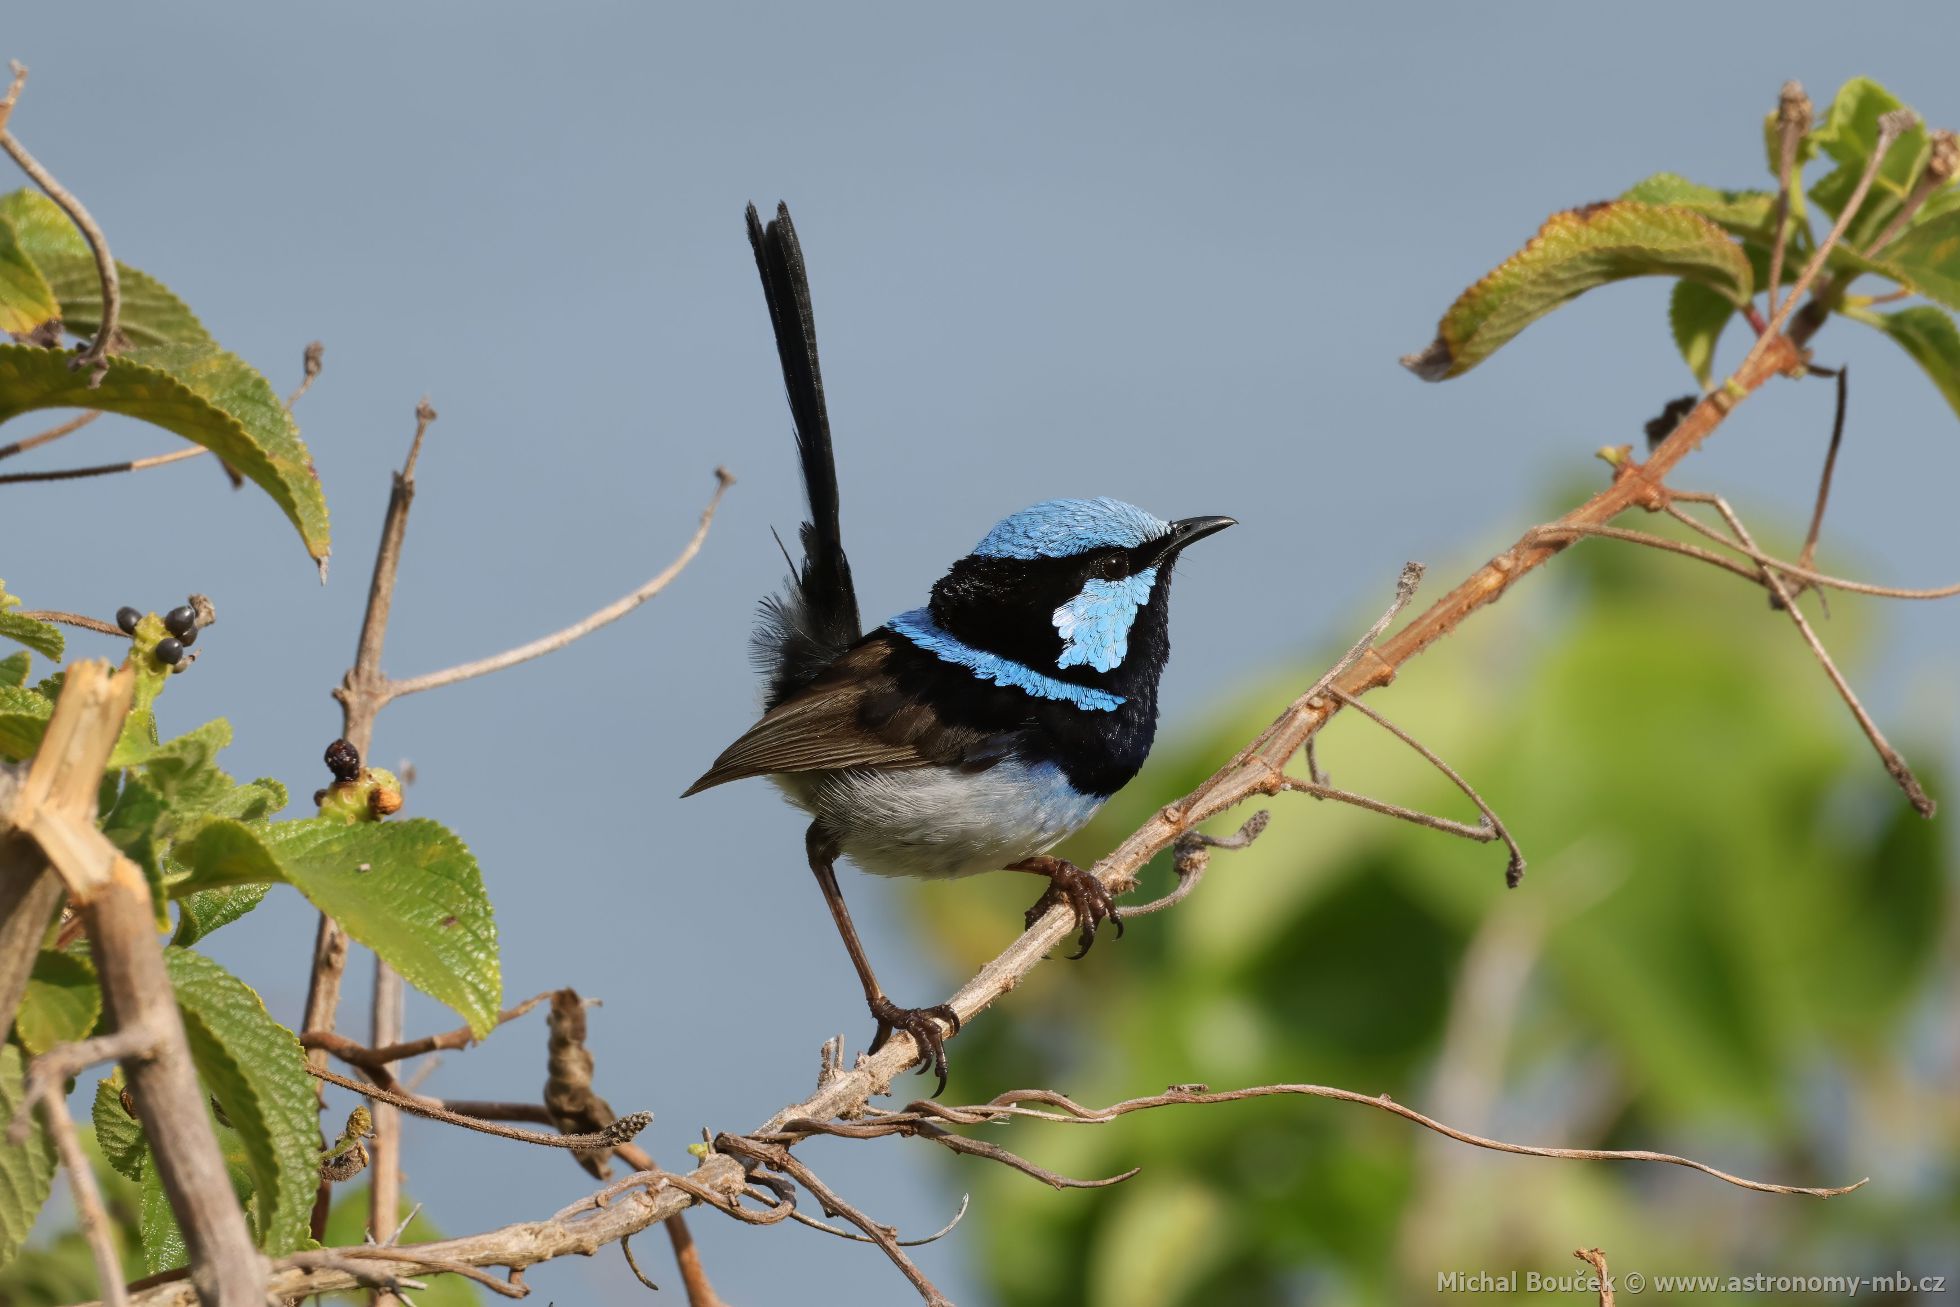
[0,344,329,565]
[1402,202,1753,382]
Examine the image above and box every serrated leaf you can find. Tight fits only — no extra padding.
[123,718,232,802]
[1668,278,1736,390]
[1623,174,1779,241]
[15,951,101,1056]
[100,774,169,921]
[1880,210,1960,313]
[1809,77,1928,250]
[0,1043,57,1269]
[162,948,316,1254]
[0,215,58,341]
[0,190,214,349]
[0,344,329,565]
[0,586,63,663]
[137,1161,188,1275]
[0,683,53,760]
[1856,306,1960,423]
[1402,202,1753,381]
[171,884,273,947]
[90,1072,146,1181]
[0,652,27,687]
[177,817,501,1035]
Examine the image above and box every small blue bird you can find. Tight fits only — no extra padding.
[687,204,1233,1090]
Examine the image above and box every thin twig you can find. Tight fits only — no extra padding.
[1125,810,1271,917]
[1574,1248,1617,1307]
[1765,81,1810,323]
[308,1063,650,1151]
[23,1065,130,1307]
[382,468,735,700]
[13,609,123,637]
[873,1084,1865,1199]
[1864,128,1959,258]
[287,341,325,410]
[753,1144,952,1307]
[0,445,206,485]
[1667,493,1934,816]
[303,991,555,1069]
[1278,777,1499,845]
[756,1185,971,1247]
[1326,684,1527,886]
[0,61,121,383]
[1746,108,1913,361]
[369,955,404,1307]
[1534,518,1960,600]
[1785,365,1850,610]
[0,411,101,462]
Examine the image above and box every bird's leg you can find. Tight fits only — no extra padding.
[1010,855,1124,960]
[805,824,960,1095]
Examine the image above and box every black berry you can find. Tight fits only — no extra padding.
[154,638,184,666]
[324,738,362,782]
[177,623,198,647]
[116,606,141,634]
[163,606,197,638]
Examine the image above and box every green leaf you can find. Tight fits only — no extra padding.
[0,683,53,760]
[0,190,214,349]
[1402,202,1753,381]
[0,651,26,687]
[1808,77,1928,250]
[1668,278,1735,390]
[1879,209,1960,313]
[136,1160,188,1275]
[90,1073,146,1182]
[0,1043,57,1270]
[171,884,273,947]
[177,817,501,1035]
[0,215,58,341]
[1856,305,1960,423]
[1622,174,1778,241]
[0,344,329,565]
[162,948,316,1254]
[14,951,101,1056]
[0,585,63,662]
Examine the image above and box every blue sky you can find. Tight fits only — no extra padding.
[5,4,1957,1302]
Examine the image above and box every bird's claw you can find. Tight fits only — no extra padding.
[866,996,960,1097]
[1018,857,1124,959]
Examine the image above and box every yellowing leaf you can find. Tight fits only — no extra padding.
[1403,202,1752,381]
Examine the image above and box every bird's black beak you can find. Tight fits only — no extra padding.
[1136,515,1236,570]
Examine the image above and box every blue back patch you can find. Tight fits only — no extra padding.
[974,498,1169,560]
[1053,567,1157,672]
[886,609,1126,712]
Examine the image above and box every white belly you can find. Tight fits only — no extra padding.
[775,759,1104,880]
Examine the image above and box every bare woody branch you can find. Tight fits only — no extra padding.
[3,662,263,1305]
[0,61,121,383]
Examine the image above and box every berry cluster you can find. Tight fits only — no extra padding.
[115,601,205,669]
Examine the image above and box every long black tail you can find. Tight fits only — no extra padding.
[747,202,862,708]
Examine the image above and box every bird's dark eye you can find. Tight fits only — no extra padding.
[1090,552,1127,581]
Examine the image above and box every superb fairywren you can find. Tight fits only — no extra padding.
[687,204,1233,1090]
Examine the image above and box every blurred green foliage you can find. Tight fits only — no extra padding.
[912,510,1956,1306]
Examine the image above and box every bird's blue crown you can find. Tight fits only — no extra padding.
[972,497,1170,560]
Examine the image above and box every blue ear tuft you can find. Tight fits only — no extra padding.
[974,498,1169,560]
[1053,569,1158,672]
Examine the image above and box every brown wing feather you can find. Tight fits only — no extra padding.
[684,640,967,794]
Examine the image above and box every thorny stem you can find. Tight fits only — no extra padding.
[0,61,121,384]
